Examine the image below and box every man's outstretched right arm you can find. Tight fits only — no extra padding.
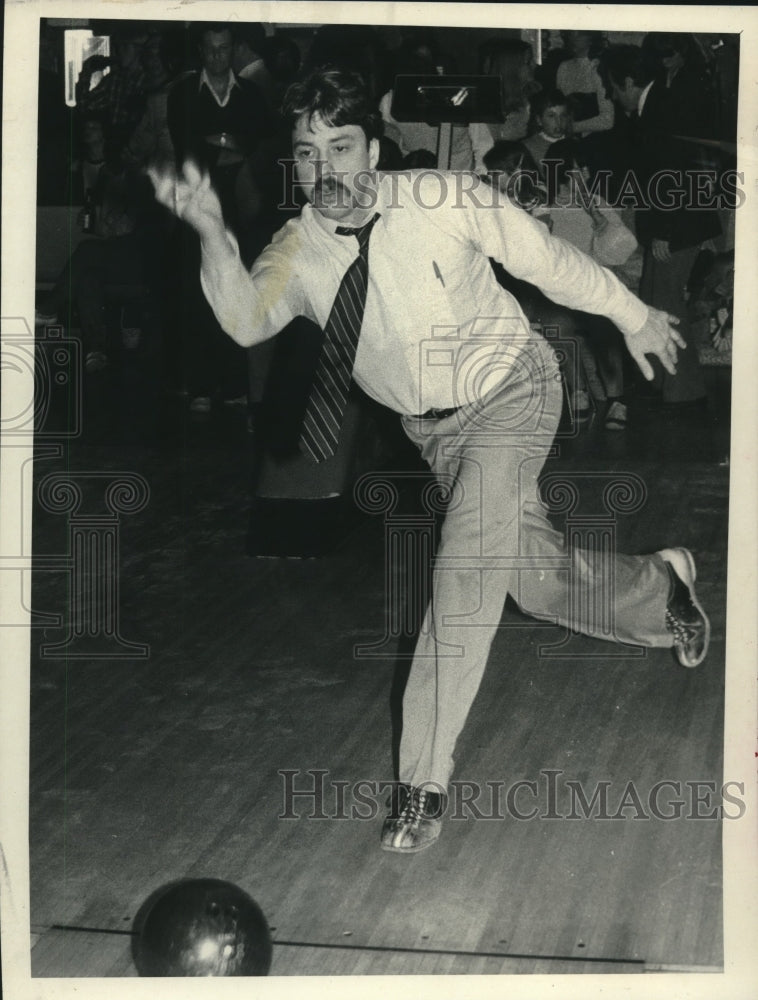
[149,161,302,346]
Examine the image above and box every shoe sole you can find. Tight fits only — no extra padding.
[380,831,441,854]
[379,818,442,854]
[604,404,628,431]
[605,415,627,431]
[662,547,711,668]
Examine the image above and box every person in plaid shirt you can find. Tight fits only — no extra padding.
[76,29,149,154]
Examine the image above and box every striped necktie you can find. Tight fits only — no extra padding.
[300,212,380,463]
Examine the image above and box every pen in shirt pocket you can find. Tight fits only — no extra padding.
[432,260,446,287]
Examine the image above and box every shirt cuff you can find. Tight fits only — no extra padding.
[618,296,649,337]
[199,228,241,300]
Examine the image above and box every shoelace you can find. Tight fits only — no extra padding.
[394,786,428,828]
[665,608,700,645]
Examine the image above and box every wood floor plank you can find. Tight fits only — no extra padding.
[28,380,730,976]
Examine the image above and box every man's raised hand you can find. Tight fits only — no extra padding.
[148,160,225,242]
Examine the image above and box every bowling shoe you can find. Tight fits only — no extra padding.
[380,783,447,853]
[659,547,711,668]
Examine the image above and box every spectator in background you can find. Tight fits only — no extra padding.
[66,113,109,204]
[36,116,149,373]
[233,22,277,107]
[483,140,545,213]
[262,33,302,111]
[522,89,572,176]
[167,22,272,202]
[557,31,613,138]
[249,32,302,223]
[379,31,474,170]
[535,29,569,91]
[123,29,189,170]
[542,138,637,428]
[556,31,616,179]
[604,39,721,410]
[480,36,540,103]
[166,22,274,414]
[76,27,150,155]
[470,38,540,172]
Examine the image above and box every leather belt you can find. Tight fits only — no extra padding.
[411,406,463,420]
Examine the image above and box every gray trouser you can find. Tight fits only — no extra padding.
[398,333,673,790]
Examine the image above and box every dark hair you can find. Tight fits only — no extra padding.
[193,22,236,47]
[282,67,383,142]
[378,136,405,170]
[600,43,655,90]
[403,148,438,170]
[395,30,440,75]
[235,22,267,55]
[483,139,532,174]
[542,137,588,189]
[479,37,532,74]
[478,37,535,112]
[531,88,569,118]
[483,140,542,208]
[644,32,693,60]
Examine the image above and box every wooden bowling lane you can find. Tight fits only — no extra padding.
[28,388,728,977]
[30,925,648,976]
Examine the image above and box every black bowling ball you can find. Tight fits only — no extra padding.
[134,878,272,976]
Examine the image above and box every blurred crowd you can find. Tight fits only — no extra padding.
[35,22,738,428]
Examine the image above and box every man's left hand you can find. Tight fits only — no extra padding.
[624,307,686,380]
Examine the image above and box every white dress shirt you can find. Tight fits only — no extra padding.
[201,171,649,416]
[199,68,238,108]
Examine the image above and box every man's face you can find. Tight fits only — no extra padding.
[564,31,592,57]
[292,113,379,222]
[539,105,570,140]
[201,31,233,77]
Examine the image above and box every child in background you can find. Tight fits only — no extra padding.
[483,140,547,216]
[522,89,572,178]
[470,97,532,173]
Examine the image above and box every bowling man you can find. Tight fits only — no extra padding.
[150,67,710,854]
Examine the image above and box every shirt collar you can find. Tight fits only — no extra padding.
[306,173,383,238]
[199,68,238,107]
[638,80,654,117]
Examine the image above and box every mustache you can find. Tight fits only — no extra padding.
[314,177,347,198]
